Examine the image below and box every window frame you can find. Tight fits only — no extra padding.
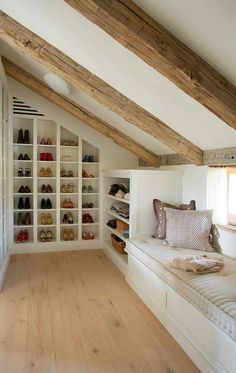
[227,167,236,226]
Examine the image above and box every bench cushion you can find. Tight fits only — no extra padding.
[127,238,236,341]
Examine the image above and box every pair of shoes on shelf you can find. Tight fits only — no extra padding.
[40,167,52,177]
[18,197,31,209]
[82,155,95,162]
[61,140,77,146]
[41,184,53,193]
[82,213,94,223]
[40,137,52,145]
[17,212,31,225]
[60,168,74,177]
[18,167,31,177]
[82,185,95,193]
[40,152,54,161]
[18,185,31,193]
[39,230,52,242]
[62,199,74,208]
[82,231,95,240]
[16,229,29,243]
[41,198,52,209]
[82,169,95,178]
[63,229,74,241]
[18,153,30,160]
[17,129,30,144]
[82,202,94,208]
[62,212,73,224]
[40,213,53,225]
[61,183,74,193]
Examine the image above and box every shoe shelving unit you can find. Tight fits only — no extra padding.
[10,115,101,253]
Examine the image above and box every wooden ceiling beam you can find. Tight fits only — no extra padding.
[65,0,236,130]
[3,57,160,167]
[0,11,203,165]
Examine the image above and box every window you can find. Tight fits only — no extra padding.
[227,168,236,225]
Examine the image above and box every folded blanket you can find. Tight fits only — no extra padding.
[170,255,224,274]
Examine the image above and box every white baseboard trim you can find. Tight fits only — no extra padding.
[0,253,10,290]
[126,271,228,373]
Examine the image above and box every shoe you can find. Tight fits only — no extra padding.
[88,185,94,193]
[88,203,94,208]
[82,213,94,223]
[25,168,31,177]
[68,229,74,241]
[82,203,89,208]
[22,230,29,243]
[25,197,30,209]
[46,184,53,193]
[67,169,74,177]
[82,155,89,162]
[24,129,30,144]
[46,199,52,209]
[68,212,73,224]
[18,185,25,193]
[18,167,23,177]
[18,197,24,209]
[88,155,94,162]
[24,212,31,225]
[67,199,74,208]
[17,212,24,225]
[68,183,74,193]
[40,152,46,161]
[46,230,52,242]
[82,185,87,193]
[40,230,47,242]
[41,199,46,209]
[45,168,52,177]
[46,213,53,225]
[40,167,46,177]
[18,153,23,160]
[63,199,68,208]
[63,229,69,241]
[82,169,88,178]
[40,138,46,145]
[17,129,24,144]
[61,184,68,193]
[41,184,47,193]
[88,232,95,240]
[16,230,23,243]
[25,186,31,193]
[60,168,66,177]
[62,214,68,224]
[40,213,47,225]
[46,138,52,145]
[23,154,30,160]
[47,153,53,161]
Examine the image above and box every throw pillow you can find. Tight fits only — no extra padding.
[153,199,196,239]
[165,208,214,252]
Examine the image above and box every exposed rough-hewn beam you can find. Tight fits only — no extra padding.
[3,57,160,167]
[65,0,236,130]
[0,11,203,165]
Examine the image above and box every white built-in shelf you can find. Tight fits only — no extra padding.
[82,193,99,195]
[37,224,57,228]
[82,162,99,165]
[82,177,99,180]
[82,223,99,226]
[14,225,34,228]
[37,177,57,179]
[37,193,56,195]
[60,193,78,195]
[61,223,78,227]
[14,193,33,196]
[60,161,78,164]
[13,209,33,212]
[104,240,128,263]
[13,176,33,179]
[105,225,129,242]
[60,177,78,180]
[37,144,56,147]
[60,208,79,211]
[13,143,33,147]
[37,208,56,212]
[106,209,129,224]
[105,194,130,204]
[82,208,99,211]
[60,145,78,149]
[13,160,33,163]
[37,161,56,163]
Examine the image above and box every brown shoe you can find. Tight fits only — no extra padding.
[46,184,53,193]
[41,184,47,193]
[24,212,31,225]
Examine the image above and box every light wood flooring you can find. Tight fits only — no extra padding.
[0,250,199,373]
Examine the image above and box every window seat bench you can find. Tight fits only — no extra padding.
[126,238,236,373]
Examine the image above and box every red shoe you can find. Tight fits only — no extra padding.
[47,138,52,145]
[40,152,46,161]
[22,230,28,243]
[47,153,53,161]
[16,230,23,243]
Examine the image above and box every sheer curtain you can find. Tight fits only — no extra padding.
[207,167,228,225]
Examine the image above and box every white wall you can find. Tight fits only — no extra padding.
[161,164,236,258]
[8,78,139,170]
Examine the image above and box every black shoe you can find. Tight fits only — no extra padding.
[23,154,30,160]
[41,198,46,209]
[18,197,24,209]
[46,198,52,209]
[18,153,24,160]
[17,212,24,225]
[25,197,30,209]
[18,185,25,193]
[24,129,30,144]
[24,185,31,193]
[17,129,24,144]
[63,214,68,224]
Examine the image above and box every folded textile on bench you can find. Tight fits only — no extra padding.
[170,255,224,274]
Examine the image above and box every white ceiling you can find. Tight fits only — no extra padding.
[0,0,236,155]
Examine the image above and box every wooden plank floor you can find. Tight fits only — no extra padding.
[0,250,199,373]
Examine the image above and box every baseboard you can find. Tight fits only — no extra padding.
[126,271,227,373]
[0,253,10,290]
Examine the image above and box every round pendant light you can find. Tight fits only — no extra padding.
[43,72,71,95]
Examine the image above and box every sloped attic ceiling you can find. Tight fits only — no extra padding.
[0,0,236,156]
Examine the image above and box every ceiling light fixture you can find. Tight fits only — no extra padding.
[43,72,71,95]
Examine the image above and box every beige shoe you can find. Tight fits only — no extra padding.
[40,213,46,225]
[46,213,53,225]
